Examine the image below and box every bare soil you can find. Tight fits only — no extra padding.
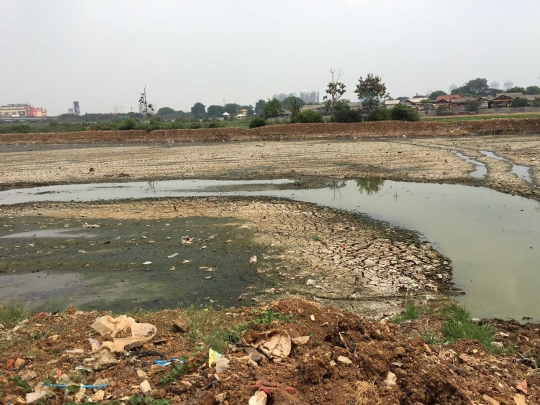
[1,299,539,405]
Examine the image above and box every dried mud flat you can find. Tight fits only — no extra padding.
[0,197,454,315]
[1,299,540,405]
[0,130,538,202]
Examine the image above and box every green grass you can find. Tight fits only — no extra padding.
[181,306,248,353]
[423,113,540,123]
[441,303,497,351]
[250,309,292,325]
[0,303,32,328]
[393,301,420,322]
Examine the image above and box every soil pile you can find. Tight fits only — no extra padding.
[1,299,539,404]
[1,118,540,145]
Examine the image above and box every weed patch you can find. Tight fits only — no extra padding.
[0,303,32,328]
[393,301,420,322]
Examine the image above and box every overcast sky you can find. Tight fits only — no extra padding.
[1,0,539,115]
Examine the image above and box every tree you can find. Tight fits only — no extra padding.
[532,98,540,107]
[264,98,282,120]
[138,86,154,119]
[249,117,266,128]
[282,97,305,120]
[464,100,481,113]
[354,73,390,112]
[207,105,225,118]
[428,90,447,100]
[224,103,241,115]
[333,101,362,123]
[511,97,530,107]
[506,87,526,94]
[156,107,175,115]
[191,102,206,119]
[525,86,540,95]
[390,104,419,121]
[323,68,346,122]
[255,100,266,116]
[451,78,490,97]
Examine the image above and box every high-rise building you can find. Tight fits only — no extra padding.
[73,101,80,115]
[139,103,144,114]
[272,93,296,102]
[299,91,320,104]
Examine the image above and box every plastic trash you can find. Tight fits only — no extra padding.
[153,358,185,366]
[42,383,108,389]
[90,315,157,353]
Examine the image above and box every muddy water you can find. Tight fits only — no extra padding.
[451,151,486,179]
[1,179,540,320]
[479,150,534,183]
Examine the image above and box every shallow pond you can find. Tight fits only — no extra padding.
[1,179,539,320]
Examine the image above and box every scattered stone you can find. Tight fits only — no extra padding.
[172,316,190,333]
[140,380,152,395]
[482,394,500,405]
[383,371,397,386]
[92,390,105,401]
[306,279,316,286]
[167,253,179,258]
[244,347,263,364]
[337,356,352,365]
[250,255,257,263]
[136,369,147,378]
[215,392,227,403]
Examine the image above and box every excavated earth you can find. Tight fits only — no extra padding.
[1,299,540,405]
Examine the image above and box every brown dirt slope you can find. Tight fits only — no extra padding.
[1,118,540,145]
[1,299,539,404]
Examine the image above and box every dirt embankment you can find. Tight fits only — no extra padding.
[1,119,540,145]
[1,299,539,405]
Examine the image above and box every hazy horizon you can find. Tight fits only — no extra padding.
[1,0,539,115]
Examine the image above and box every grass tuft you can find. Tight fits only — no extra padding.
[182,306,248,353]
[441,303,496,351]
[0,303,32,328]
[393,301,420,323]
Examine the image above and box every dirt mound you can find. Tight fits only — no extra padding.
[1,118,540,145]
[1,299,538,404]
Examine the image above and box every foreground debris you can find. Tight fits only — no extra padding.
[1,299,540,404]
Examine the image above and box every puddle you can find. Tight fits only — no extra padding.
[1,179,540,320]
[452,151,486,179]
[479,150,508,161]
[0,229,97,238]
[511,165,534,183]
[0,179,295,205]
[479,150,534,183]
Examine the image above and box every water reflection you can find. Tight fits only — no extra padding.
[329,179,347,200]
[355,179,385,195]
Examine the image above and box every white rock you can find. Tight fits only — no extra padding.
[306,279,316,286]
[383,371,397,386]
[25,390,48,404]
[137,369,147,378]
[337,356,352,364]
[140,380,152,395]
[250,255,257,263]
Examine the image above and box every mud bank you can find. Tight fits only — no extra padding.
[1,118,540,145]
[0,197,453,316]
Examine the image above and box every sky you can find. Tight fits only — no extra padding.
[1,0,539,115]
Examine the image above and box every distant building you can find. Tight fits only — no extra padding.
[73,101,80,115]
[138,103,144,114]
[68,108,74,114]
[272,93,296,102]
[299,91,320,104]
[0,103,47,117]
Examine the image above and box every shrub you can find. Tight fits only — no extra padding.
[293,110,324,123]
[390,104,420,121]
[118,118,138,130]
[206,121,222,128]
[366,107,392,121]
[249,117,266,128]
[333,101,362,123]
[511,97,530,108]
[189,121,202,129]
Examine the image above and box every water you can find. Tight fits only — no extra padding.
[479,150,534,183]
[1,179,539,320]
[452,151,487,179]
